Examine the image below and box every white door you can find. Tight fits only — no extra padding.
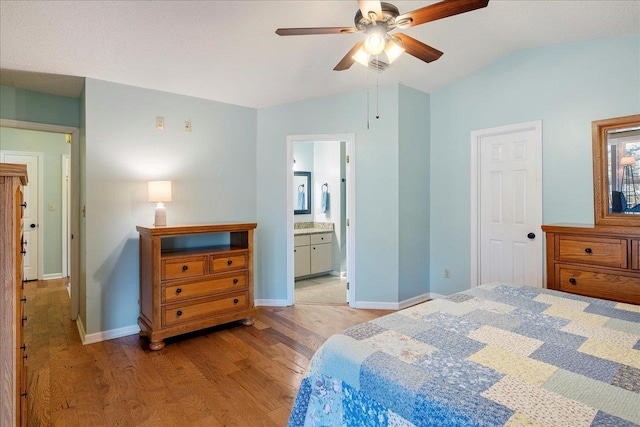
[1,151,41,281]
[471,121,542,287]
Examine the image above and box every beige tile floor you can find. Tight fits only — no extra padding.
[294,275,347,304]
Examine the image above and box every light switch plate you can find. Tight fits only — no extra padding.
[156,116,164,130]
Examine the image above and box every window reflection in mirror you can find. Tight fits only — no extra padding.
[607,126,640,214]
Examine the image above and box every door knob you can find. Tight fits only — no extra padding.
[527,232,535,239]
[30,224,36,228]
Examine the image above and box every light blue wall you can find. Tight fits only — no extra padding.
[398,85,430,301]
[83,78,257,334]
[0,85,81,127]
[257,85,401,303]
[0,127,70,275]
[430,34,640,296]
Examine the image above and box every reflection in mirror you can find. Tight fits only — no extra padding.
[608,127,640,214]
[294,171,311,215]
[593,114,640,226]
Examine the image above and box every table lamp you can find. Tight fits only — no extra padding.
[148,180,172,226]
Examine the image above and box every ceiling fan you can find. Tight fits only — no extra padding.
[276,0,489,71]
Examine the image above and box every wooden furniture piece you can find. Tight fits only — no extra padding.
[542,224,640,304]
[136,223,257,350]
[0,163,28,427]
[294,232,333,278]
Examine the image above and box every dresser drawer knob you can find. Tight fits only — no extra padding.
[21,202,27,208]
[20,344,26,351]
[20,392,27,398]
[21,316,27,326]
[569,278,577,285]
[227,260,233,266]
[585,248,592,254]
[233,298,239,304]
[23,353,28,360]
[182,265,188,271]
[176,310,182,316]
[20,250,26,254]
[233,279,238,284]
[21,297,27,303]
[176,288,182,294]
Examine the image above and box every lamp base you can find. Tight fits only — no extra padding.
[154,203,167,226]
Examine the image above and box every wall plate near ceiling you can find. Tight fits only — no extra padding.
[275,0,489,71]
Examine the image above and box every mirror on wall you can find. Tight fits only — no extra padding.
[294,171,311,215]
[593,114,640,226]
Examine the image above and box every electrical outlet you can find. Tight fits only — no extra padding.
[184,121,192,133]
[156,116,165,130]
[444,269,450,279]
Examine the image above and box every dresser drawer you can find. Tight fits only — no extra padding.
[163,272,248,303]
[210,252,248,272]
[310,233,332,245]
[557,236,627,268]
[162,292,249,326]
[557,265,640,305]
[162,256,207,280]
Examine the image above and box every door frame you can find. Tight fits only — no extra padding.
[1,119,80,320]
[62,153,71,279]
[470,120,542,287]
[0,149,44,281]
[286,134,356,306]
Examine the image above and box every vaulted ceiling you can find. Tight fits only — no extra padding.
[1,1,638,108]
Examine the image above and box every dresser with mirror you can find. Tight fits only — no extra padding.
[543,114,640,304]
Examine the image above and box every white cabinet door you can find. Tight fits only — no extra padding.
[294,245,311,278]
[311,243,332,274]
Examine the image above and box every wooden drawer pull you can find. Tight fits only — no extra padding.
[569,278,577,285]
[176,288,182,294]
[233,279,238,284]
[233,298,239,304]
[182,265,188,271]
[227,260,233,265]
[585,248,593,254]
[176,310,183,316]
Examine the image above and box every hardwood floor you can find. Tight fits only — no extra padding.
[24,278,391,426]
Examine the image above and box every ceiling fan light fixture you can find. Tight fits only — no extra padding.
[352,47,370,67]
[364,32,386,55]
[384,40,404,64]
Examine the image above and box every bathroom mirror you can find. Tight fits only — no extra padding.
[294,171,311,215]
[593,114,640,226]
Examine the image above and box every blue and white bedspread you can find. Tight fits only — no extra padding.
[288,283,640,426]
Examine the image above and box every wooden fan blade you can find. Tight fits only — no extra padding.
[276,27,359,36]
[358,0,383,21]
[395,0,489,28]
[334,41,365,71]
[393,33,443,63]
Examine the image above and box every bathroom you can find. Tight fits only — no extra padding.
[293,140,347,304]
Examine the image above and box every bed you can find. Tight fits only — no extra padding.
[288,283,640,426]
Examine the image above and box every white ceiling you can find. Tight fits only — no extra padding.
[0,1,638,108]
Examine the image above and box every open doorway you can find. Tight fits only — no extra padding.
[286,134,356,306]
[0,119,80,320]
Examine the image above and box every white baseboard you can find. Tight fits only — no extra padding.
[42,273,63,280]
[354,292,438,310]
[255,299,289,307]
[76,317,139,345]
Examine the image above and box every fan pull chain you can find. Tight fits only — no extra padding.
[366,63,370,130]
[376,56,380,119]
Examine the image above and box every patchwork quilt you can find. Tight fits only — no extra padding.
[288,283,640,426]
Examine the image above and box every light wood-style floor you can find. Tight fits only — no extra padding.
[24,278,391,426]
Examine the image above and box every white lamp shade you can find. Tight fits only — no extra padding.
[384,40,405,64]
[352,46,370,67]
[620,156,636,166]
[148,181,172,202]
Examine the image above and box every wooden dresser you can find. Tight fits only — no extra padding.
[0,163,28,427]
[542,224,640,304]
[136,223,257,350]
